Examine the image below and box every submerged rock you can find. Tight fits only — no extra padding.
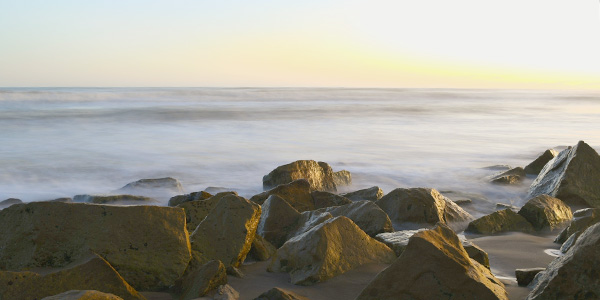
[517,195,572,231]
[118,177,183,194]
[332,170,352,187]
[318,200,393,237]
[251,179,314,212]
[176,260,227,300]
[356,223,508,300]
[490,167,526,185]
[42,290,124,300]
[341,186,384,201]
[528,140,600,208]
[310,191,351,209]
[515,268,545,286]
[169,190,213,207]
[178,192,237,232]
[466,209,534,234]
[263,160,337,192]
[524,149,558,175]
[269,216,395,285]
[73,194,157,205]
[252,287,311,300]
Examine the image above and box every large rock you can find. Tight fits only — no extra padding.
[177,260,227,300]
[42,290,124,300]
[118,177,183,194]
[263,160,337,192]
[356,223,508,300]
[169,190,213,207]
[466,209,534,234]
[178,192,237,232]
[190,194,261,267]
[0,254,144,300]
[251,179,314,212]
[268,216,395,285]
[490,167,526,185]
[73,194,157,205]
[256,195,303,247]
[310,191,351,209]
[342,186,384,201]
[517,195,572,231]
[528,140,600,207]
[318,200,393,236]
[555,208,600,244]
[0,202,190,291]
[332,170,352,187]
[252,287,311,300]
[376,188,473,230]
[524,149,558,175]
[527,223,600,299]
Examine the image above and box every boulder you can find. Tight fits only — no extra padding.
[376,188,473,230]
[287,210,333,242]
[252,287,311,300]
[524,149,558,175]
[177,260,227,300]
[515,268,545,286]
[318,200,393,236]
[0,198,22,209]
[490,167,526,185]
[332,170,352,186]
[341,186,384,201]
[517,195,572,231]
[263,160,337,192]
[310,191,351,209]
[251,179,314,212]
[190,194,261,267]
[268,216,395,285]
[356,223,508,300]
[527,223,600,299]
[555,208,600,243]
[256,195,303,247]
[247,234,277,262]
[528,140,600,207]
[169,191,213,207]
[204,187,235,194]
[42,290,124,300]
[0,202,190,291]
[0,254,144,300]
[466,209,534,234]
[178,192,237,232]
[118,177,183,194]
[73,194,157,205]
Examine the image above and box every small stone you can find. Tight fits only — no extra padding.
[515,268,545,286]
[495,203,519,211]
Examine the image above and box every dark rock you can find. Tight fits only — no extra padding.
[263,160,337,192]
[466,209,534,234]
[515,268,545,286]
[490,167,526,185]
[73,194,157,205]
[251,179,314,212]
[341,186,384,201]
[118,177,183,194]
[226,266,244,278]
[524,149,558,175]
[177,192,236,232]
[310,191,351,209]
[318,200,393,236]
[256,195,303,248]
[252,287,311,300]
[176,260,227,300]
[462,239,491,269]
[247,234,276,262]
[517,195,572,231]
[332,170,352,187]
[555,208,600,244]
[42,290,124,300]
[169,190,213,207]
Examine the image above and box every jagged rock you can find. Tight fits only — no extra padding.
[177,260,227,300]
[524,149,558,175]
[342,186,384,201]
[251,179,314,212]
[0,254,144,300]
[190,194,261,267]
[376,188,473,230]
[247,234,276,262]
[517,195,572,231]
[490,167,526,185]
[318,201,393,236]
[118,177,183,194]
[356,224,508,300]
[263,160,337,192]
[0,202,190,290]
[466,209,534,234]
[226,266,244,278]
[0,198,22,209]
[269,216,395,285]
[252,287,311,300]
[527,223,600,299]
[73,194,157,205]
[332,170,352,186]
[169,190,213,207]
[528,141,600,207]
[178,192,237,232]
[310,191,351,209]
[515,268,545,286]
[555,208,600,243]
[42,290,124,300]
[495,203,519,211]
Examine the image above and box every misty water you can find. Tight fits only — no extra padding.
[1,87,599,216]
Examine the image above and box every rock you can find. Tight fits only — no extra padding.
[246,234,276,262]
[490,167,526,185]
[73,194,157,205]
[454,199,472,205]
[0,254,144,300]
[287,210,333,242]
[483,165,512,171]
[226,266,244,278]
[0,198,22,209]
[356,223,508,300]
[341,186,384,201]
[0,202,190,291]
[441,191,488,206]
[252,287,311,300]
[169,190,213,207]
[376,188,473,230]
[47,197,73,203]
[269,216,395,285]
[555,208,600,243]
[461,240,490,269]
[310,191,351,209]
[177,192,237,232]
[118,177,183,194]
[528,140,600,207]
[177,260,227,300]
[517,195,572,231]
[319,200,393,236]
[263,160,337,192]
[466,209,534,234]
[515,268,545,286]
[204,187,235,194]
[190,194,261,267]
[332,170,352,186]
[527,223,600,299]
[213,284,239,300]
[495,203,519,211]
[251,179,315,212]
[256,195,302,247]
[42,290,124,300]
[524,149,558,175]
[559,231,580,253]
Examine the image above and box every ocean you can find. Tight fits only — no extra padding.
[1,87,599,216]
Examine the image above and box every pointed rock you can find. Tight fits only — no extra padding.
[466,209,534,234]
[342,186,384,201]
[517,195,572,231]
[251,179,314,212]
[524,149,558,175]
[177,192,237,232]
[319,200,393,236]
[263,160,337,192]
[256,195,302,247]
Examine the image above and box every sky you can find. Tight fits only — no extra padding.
[0,0,599,89]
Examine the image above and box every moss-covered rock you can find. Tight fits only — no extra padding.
[263,160,337,192]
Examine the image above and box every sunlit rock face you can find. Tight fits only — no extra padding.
[263,160,338,192]
[466,209,534,234]
[517,194,572,231]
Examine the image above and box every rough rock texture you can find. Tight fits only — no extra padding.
[528,140,600,208]
[118,177,183,194]
[263,160,337,192]
[515,268,545,286]
[269,216,395,285]
[73,194,157,205]
[251,179,314,212]
[310,191,351,209]
[318,201,393,237]
[0,202,190,291]
[177,260,227,300]
[342,186,384,201]
[169,191,213,207]
[178,192,237,232]
[256,195,303,247]
[42,290,124,300]
[190,194,261,267]
[555,208,600,243]
[247,235,277,262]
[356,224,508,300]
[462,241,490,269]
[527,223,600,300]
[517,195,572,231]
[524,149,558,175]
[466,209,534,234]
[376,188,473,230]
[252,287,311,300]
[0,254,144,300]
[490,167,526,185]
[332,170,352,187]
[0,198,22,209]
